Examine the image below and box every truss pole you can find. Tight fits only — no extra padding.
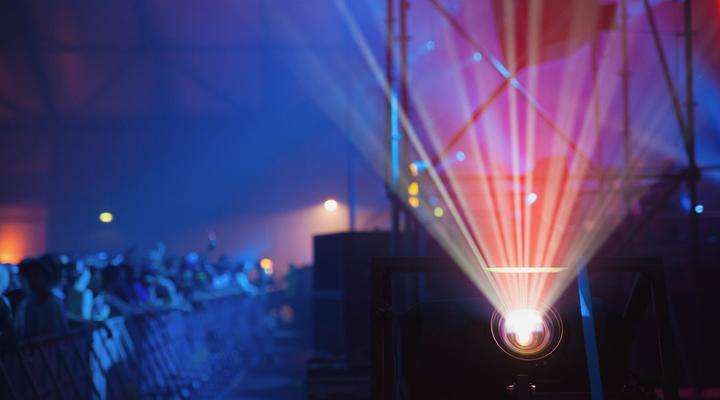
[683,0,700,263]
[348,141,357,232]
[592,37,603,189]
[386,0,401,252]
[399,0,412,238]
[642,0,689,150]
[621,0,632,210]
[684,0,697,173]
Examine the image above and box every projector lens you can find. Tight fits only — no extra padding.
[505,309,543,347]
[491,307,562,361]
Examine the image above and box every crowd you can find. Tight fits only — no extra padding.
[0,243,276,346]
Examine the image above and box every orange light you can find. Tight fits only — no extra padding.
[0,205,46,264]
[259,257,274,270]
[408,196,420,208]
[0,224,33,264]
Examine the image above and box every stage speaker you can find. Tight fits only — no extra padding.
[313,231,391,366]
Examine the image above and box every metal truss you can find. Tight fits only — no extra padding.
[385,0,708,259]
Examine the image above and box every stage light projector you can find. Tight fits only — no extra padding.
[491,307,563,361]
[374,258,602,398]
[486,266,567,361]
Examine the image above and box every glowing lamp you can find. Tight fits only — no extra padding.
[485,266,565,360]
[504,309,543,346]
[259,257,274,270]
[408,181,419,196]
[99,212,113,223]
[433,206,444,218]
[323,199,338,212]
[491,307,563,361]
[408,196,420,208]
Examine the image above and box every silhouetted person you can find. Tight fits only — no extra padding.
[14,256,68,339]
[63,259,94,321]
[0,264,17,347]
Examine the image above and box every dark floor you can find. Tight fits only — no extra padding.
[194,327,310,400]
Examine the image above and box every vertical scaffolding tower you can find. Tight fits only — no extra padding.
[383,1,703,397]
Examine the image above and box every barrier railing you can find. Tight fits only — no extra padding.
[0,292,267,400]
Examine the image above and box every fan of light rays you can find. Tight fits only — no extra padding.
[269,0,690,318]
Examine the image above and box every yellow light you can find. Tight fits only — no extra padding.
[408,196,420,208]
[407,181,419,196]
[323,199,338,212]
[99,212,113,223]
[433,206,444,218]
[259,257,274,270]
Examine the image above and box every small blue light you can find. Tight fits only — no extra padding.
[694,204,704,214]
[472,52,483,62]
[425,40,436,51]
[455,151,466,161]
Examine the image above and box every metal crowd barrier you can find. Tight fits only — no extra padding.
[0,292,270,400]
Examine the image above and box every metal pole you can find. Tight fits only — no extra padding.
[683,0,700,265]
[386,0,400,253]
[621,0,630,168]
[684,0,697,174]
[348,141,357,232]
[399,0,414,243]
[621,0,632,210]
[577,267,604,400]
[591,38,603,189]
[683,3,702,384]
[650,268,681,400]
[642,0,688,148]
[399,0,409,155]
